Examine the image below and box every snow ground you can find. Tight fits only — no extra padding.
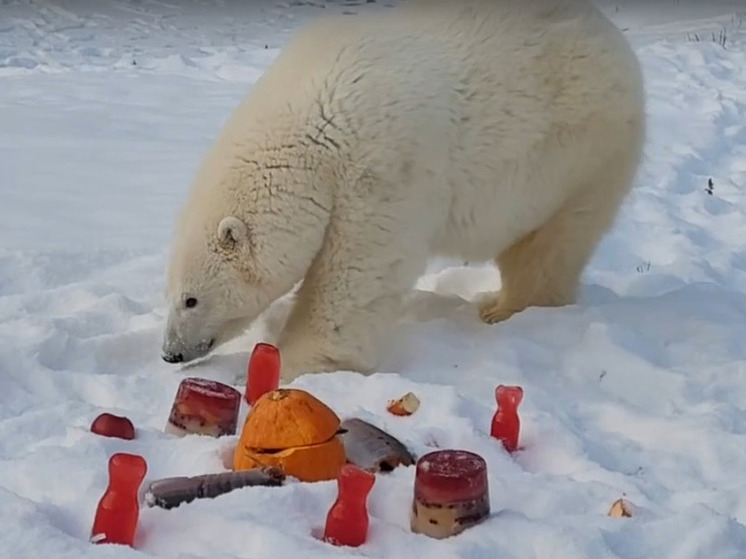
[2,1,746,558]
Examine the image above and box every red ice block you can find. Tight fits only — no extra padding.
[165,377,241,438]
[323,464,376,547]
[245,342,281,405]
[410,449,490,539]
[90,453,147,547]
[490,384,523,453]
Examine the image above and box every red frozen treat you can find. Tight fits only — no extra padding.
[245,342,281,405]
[90,453,147,547]
[165,377,241,438]
[323,464,376,547]
[490,385,523,453]
[91,413,135,440]
[410,449,490,539]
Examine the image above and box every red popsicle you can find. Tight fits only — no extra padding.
[245,342,281,405]
[165,377,241,438]
[323,464,376,547]
[90,453,147,547]
[490,384,523,453]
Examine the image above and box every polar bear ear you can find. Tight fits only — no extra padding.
[217,216,248,249]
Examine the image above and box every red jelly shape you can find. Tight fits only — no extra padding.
[323,464,376,547]
[165,377,241,438]
[91,453,147,547]
[246,342,281,405]
[490,384,523,453]
[91,413,135,440]
[410,449,490,539]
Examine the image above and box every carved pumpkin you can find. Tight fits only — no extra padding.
[233,388,347,482]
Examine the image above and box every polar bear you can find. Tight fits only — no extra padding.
[161,0,645,380]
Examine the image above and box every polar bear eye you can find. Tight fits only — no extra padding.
[185,297,198,309]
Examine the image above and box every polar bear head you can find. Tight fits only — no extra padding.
[160,160,331,365]
[161,213,275,364]
[160,88,334,365]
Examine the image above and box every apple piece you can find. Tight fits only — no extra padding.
[386,392,421,416]
[165,377,241,438]
[90,413,135,440]
[410,449,490,539]
[608,498,635,518]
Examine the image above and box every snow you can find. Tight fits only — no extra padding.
[2,0,746,557]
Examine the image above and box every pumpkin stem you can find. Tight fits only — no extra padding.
[268,389,289,401]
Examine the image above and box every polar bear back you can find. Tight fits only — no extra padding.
[226,0,643,254]
[193,0,644,263]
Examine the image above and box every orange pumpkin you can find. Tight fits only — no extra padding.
[233,388,347,482]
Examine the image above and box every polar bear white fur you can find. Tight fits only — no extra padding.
[161,0,645,380]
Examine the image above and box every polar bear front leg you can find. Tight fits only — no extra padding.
[276,211,429,381]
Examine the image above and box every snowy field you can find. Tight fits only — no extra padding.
[2,0,746,557]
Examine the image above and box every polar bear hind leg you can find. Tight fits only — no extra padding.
[478,156,640,324]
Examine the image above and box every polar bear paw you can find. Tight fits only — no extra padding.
[277,334,377,381]
[477,292,521,324]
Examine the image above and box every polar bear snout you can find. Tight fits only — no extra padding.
[161,350,184,363]
[161,330,215,364]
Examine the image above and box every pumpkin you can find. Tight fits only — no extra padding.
[233,388,347,482]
